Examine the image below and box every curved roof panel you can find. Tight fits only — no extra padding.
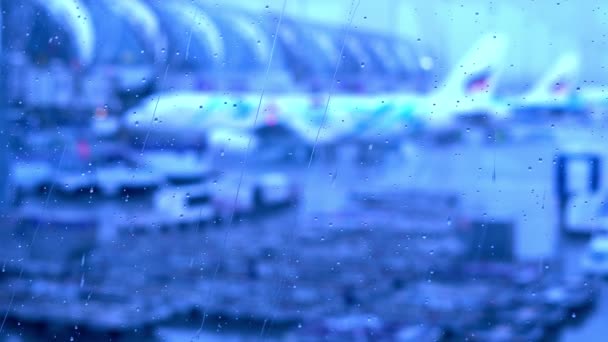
[199,8,264,72]
[342,34,372,74]
[267,18,335,80]
[359,34,402,74]
[305,25,340,73]
[230,14,271,63]
[2,0,93,66]
[150,0,223,69]
[270,19,306,79]
[32,0,94,65]
[399,39,422,73]
[86,0,147,65]
[102,0,166,64]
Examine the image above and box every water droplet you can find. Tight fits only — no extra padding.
[360,62,365,68]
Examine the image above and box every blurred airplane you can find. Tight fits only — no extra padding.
[123,92,264,150]
[354,49,585,143]
[250,33,510,147]
[123,34,511,148]
[572,65,608,118]
[299,45,586,145]
[324,32,511,142]
[124,36,590,152]
[506,52,583,120]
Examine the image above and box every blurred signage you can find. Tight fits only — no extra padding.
[555,153,601,199]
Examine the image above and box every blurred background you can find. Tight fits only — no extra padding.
[1,0,608,341]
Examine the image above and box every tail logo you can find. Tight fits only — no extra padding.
[551,79,570,95]
[465,68,492,94]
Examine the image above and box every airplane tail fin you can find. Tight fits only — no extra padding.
[439,33,509,99]
[526,52,580,100]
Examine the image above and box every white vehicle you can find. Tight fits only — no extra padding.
[91,114,120,139]
[18,202,97,229]
[254,173,298,207]
[207,127,259,160]
[142,151,214,186]
[581,235,608,276]
[210,177,256,220]
[54,166,97,196]
[154,184,216,226]
[12,161,53,196]
[96,165,163,197]
[17,202,99,258]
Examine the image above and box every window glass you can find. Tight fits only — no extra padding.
[0,1,605,341]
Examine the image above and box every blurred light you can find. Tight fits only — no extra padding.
[419,55,434,71]
[264,103,279,126]
[95,106,108,118]
[76,140,91,160]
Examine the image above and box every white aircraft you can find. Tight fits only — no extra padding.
[125,35,589,151]
[123,91,275,150]
[505,51,583,119]
[254,33,511,146]
[570,61,608,118]
[327,33,511,141]
[123,33,510,147]
[346,49,585,142]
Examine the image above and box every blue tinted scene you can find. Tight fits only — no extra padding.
[1,0,607,341]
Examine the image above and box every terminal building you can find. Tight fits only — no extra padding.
[0,0,424,118]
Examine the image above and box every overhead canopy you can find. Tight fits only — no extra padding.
[36,0,94,65]
[274,19,308,77]
[341,33,375,75]
[361,34,403,75]
[200,5,285,73]
[392,38,423,76]
[86,0,166,65]
[0,0,426,87]
[2,0,95,67]
[148,0,224,70]
[85,0,149,65]
[307,25,341,74]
